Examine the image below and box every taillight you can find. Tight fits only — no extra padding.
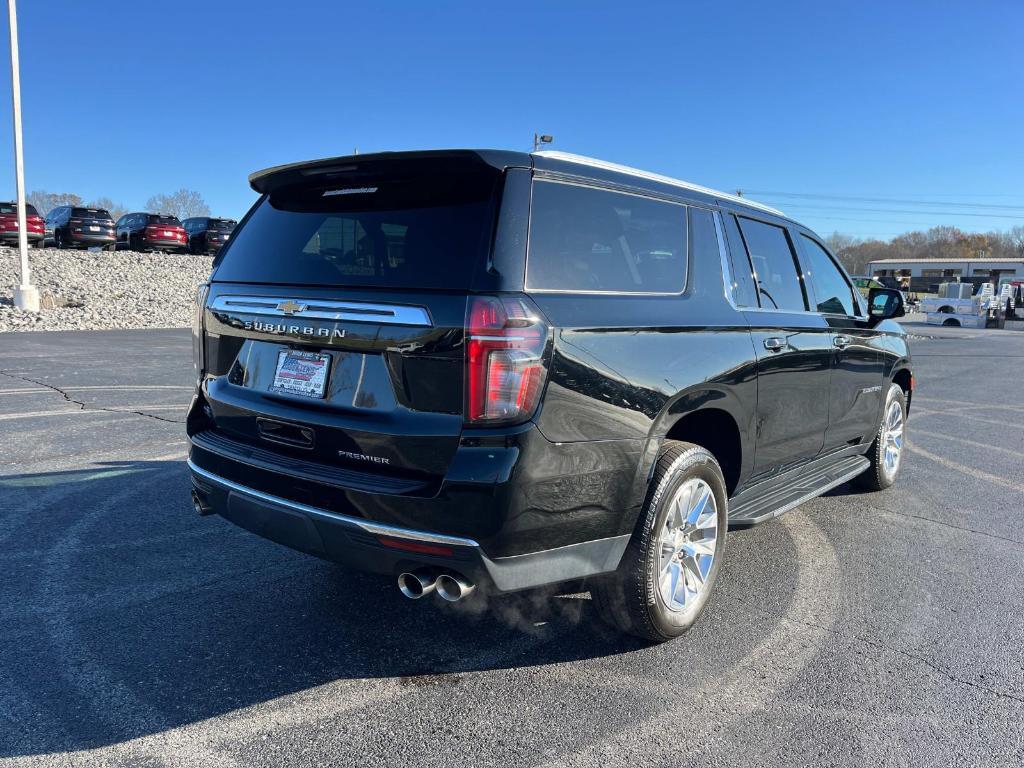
[465,295,549,425]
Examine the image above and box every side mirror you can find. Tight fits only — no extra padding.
[867,287,905,325]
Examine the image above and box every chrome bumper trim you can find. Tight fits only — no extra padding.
[187,459,480,548]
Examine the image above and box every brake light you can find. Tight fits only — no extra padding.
[465,295,549,425]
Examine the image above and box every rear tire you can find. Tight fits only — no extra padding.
[856,383,906,491]
[591,441,727,642]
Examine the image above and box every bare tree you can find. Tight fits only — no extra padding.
[26,189,82,215]
[88,196,129,221]
[145,188,211,220]
[1008,225,1024,259]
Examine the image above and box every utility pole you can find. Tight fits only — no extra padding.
[7,0,37,311]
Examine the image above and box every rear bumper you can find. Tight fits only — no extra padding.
[141,237,186,249]
[189,459,629,592]
[0,232,43,243]
[71,233,115,245]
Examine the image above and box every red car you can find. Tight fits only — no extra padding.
[115,212,188,253]
[0,201,45,247]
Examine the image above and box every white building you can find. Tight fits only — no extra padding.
[868,258,1023,282]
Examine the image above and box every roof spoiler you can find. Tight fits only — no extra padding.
[248,149,528,194]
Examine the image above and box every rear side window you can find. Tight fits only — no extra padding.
[800,235,858,316]
[213,172,495,289]
[737,218,806,312]
[527,181,687,293]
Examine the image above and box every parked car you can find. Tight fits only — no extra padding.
[115,212,187,253]
[852,276,886,297]
[0,201,45,247]
[183,217,236,254]
[854,276,913,311]
[46,206,117,250]
[187,149,912,642]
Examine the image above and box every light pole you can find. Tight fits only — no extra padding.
[7,0,37,311]
[533,133,553,152]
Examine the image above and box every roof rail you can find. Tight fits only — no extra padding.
[532,150,785,217]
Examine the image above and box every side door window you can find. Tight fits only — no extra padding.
[736,217,807,312]
[799,235,859,316]
[719,213,758,307]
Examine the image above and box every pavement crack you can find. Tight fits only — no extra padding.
[742,599,1024,706]
[861,500,1024,549]
[0,370,185,424]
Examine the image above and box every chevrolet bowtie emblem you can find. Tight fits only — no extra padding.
[276,300,307,315]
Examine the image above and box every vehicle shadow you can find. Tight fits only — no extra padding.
[0,460,647,758]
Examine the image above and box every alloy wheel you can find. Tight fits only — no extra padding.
[656,478,719,612]
[883,398,904,475]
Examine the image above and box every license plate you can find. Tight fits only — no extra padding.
[270,350,330,399]
[164,230,174,237]
[89,225,100,231]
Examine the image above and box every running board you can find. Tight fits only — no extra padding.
[727,453,870,526]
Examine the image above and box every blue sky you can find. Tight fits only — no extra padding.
[0,0,1021,239]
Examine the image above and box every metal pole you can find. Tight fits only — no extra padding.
[8,0,38,311]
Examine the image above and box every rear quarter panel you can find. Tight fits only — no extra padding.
[529,241,758,536]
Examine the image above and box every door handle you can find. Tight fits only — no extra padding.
[834,334,852,349]
[763,337,786,352]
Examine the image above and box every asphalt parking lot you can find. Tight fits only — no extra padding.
[1,325,1022,767]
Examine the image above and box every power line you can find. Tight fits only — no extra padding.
[763,202,1024,220]
[743,190,1024,212]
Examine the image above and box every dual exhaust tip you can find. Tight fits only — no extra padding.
[397,570,475,602]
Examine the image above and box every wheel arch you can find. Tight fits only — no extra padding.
[644,386,753,499]
[891,366,913,412]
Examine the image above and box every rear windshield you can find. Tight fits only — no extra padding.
[207,218,236,231]
[0,203,39,216]
[72,207,111,220]
[148,215,182,226]
[212,173,495,288]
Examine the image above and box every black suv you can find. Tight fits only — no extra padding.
[183,216,236,254]
[188,150,911,641]
[115,212,188,252]
[46,206,116,250]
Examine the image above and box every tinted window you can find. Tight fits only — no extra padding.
[71,207,111,220]
[721,213,758,307]
[527,181,687,293]
[801,236,857,315]
[213,173,494,289]
[737,218,806,311]
[207,218,236,231]
[0,203,39,216]
[688,207,723,299]
[148,215,182,226]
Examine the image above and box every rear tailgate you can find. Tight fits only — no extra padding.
[200,284,467,488]
[193,153,509,494]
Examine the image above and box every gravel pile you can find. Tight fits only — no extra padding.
[0,248,213,332]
